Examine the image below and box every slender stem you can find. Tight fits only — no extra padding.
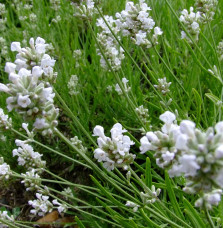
[140,208,160,228]
[11,128,91,169]
[153,46,190,97]
[205,205,215,228]
[46,186,122,227]
[144,206,183,228]
[207,22,222,77]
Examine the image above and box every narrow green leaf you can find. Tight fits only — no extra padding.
[192,88,202,124]
[205,93,223,107]
[140,208,160,228]
[165,171,185,220]
[91,175,123,207]
[145,157,152,188]
[75,216,86,228]
[183,198,206,228]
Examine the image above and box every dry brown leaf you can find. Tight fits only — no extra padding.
[36,211,59,228]
[35,211,78,228]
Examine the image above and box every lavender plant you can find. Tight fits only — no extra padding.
[0,0,223,227]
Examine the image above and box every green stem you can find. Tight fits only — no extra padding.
[144,206,183,228]
[205,206,215,228]
[139,208,160,228]
[46,186,122,227]
[11,128,91,169]
[207,21,222,77]
[153,46,190,97]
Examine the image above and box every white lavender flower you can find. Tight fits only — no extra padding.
[140,110,223,208]
[96,16,125,71]
[0,108,12,129]
[115,0,162,48]
[10,37,57,82]
[195,0,218,22]
[93,123,135,171]
[140,111,179,169]
[140,185,161,204]
[13,139,46,170]
[70,136,87,153]
[74,0,97,18]
[0,157,12,181]
[52,199,68,213]
[217,40,223,61]
[154,77,171,95]
[125,201,140,212]
[179,7,201,43]
[68,75,79,96]
[0,38,59,135]
[135,105,149,124]
[115,78,131,95]
[50,0,61,11]
[21,169,42,191]
[28,193,53,216]
[0,211,14,223]
[195,189,222,209]
[61,187,73,200]
[73,49,83,67]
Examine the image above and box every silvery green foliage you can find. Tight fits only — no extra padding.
[28,193,53,216]
[0,108,12,130]
[179,7,201,42]
[115,0,163,48]
[0,37,59,136]
[96,16,125,71]
[93,123,135,171]
[140,111,223,208]
[0,157,11,181]
[154,77,171,95]
[195,0,218,22]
